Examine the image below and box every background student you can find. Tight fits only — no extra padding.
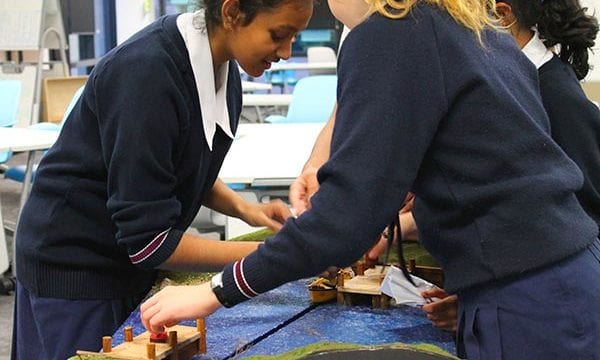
[141,0,600,358]
[417,0,600,333]
[11,0,312,358]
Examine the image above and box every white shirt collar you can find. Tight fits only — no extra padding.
[177,11,233,151]
[521,28,554,69]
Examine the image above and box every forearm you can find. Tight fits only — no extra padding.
[203,179,250,219]
[400,212,420,241]
[303,104,336,171]
[160,233,260,272]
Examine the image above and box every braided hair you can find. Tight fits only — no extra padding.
[499,0,599,80]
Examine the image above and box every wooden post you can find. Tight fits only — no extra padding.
[197,318,207,354]
[408,259,416,273]
[124,326,133,342]
[146,343,156,359]
[169,331,179,360]
[102,336,112,353]
[355,261,364,276]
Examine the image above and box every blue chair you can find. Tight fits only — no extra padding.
[0,80,22,164]
[4,86,84,182]
[265,75,337,123]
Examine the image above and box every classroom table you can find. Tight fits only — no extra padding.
[241,94,293,122]
[267,61,337,72]
[242,80,273,93]
[0,127,60,276]
[218,123,323,186]
[110,279,456,359]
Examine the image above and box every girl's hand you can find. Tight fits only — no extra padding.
[140,282,222,334]
[421,288,458,332]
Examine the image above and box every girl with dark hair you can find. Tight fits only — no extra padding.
[496,0,600,226]
[142,0,600,358]
[11,0,312,358]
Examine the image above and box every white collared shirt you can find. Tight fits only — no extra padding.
[177,11,234,151]
[521,28,554,70]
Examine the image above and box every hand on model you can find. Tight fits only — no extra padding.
[289,165,320,216]
[242,200,292,232]
[421,287,458,332]
[141,282,221,334]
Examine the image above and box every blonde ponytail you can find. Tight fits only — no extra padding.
[366,0,499,42]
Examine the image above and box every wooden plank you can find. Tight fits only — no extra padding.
[77,325,201,360]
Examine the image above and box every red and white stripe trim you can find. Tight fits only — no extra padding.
[233,258,259,299]
[129,228,171,264]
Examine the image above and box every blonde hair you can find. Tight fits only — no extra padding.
[365,0,499,42]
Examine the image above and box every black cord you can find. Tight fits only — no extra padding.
[389,211,416,287]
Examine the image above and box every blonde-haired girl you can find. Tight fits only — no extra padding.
[142,1,600,358]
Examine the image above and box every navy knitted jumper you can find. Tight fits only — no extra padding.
[538,56,600,227]
[218,5,598,305]
[16,15,242,299]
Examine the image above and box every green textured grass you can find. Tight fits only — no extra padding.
[242,341,457,359]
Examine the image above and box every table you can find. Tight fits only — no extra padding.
[219,123,323,186]
[0,127,60,276]
[111,279,456,359]
[242,80,272,93]
[267,61,337,72]
[242,94,293,122]
[242,94,293,107]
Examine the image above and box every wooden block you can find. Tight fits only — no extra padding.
[102,336,112,352]
[196,319,206,354]
[147,343,156,359]
[124,326,133,342]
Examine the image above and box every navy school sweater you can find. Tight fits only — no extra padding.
[16,14,242,299]
[218,4,598,305]
[538,56,600,227]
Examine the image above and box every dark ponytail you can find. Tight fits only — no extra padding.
[500,0,599,80]
[538,0,599,80]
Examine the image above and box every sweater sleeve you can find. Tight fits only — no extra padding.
[218,14,449,305]
[93,49,187,269]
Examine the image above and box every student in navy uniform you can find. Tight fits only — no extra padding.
[141,0,600,358]
[417,0,600,335]
[11,0,312,358]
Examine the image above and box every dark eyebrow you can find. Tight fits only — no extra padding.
[273,24,299,32]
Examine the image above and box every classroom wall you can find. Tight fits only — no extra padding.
[115,0,155,45]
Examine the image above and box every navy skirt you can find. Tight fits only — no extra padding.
[456,238,600,359]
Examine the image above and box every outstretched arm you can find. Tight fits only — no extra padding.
[289,104,336,215]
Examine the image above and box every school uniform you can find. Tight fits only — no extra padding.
[521,31,600,227]
[12,11,241,359]
[212,4,600,359]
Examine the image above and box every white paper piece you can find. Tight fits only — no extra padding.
[379,265,436,307]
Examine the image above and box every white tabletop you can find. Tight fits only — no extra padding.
[267,61,337,72]
[241,80,272,92]
[0,124,323,187]
[0,127,59,152]
[219,123,323,186]
[242,94,293,107]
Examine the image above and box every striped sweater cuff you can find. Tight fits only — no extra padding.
[221,257,263,306]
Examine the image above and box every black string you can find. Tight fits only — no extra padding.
[389,210,416,287]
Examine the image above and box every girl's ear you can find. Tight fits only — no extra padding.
[495,2,515,27]
[221,0,245,30]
